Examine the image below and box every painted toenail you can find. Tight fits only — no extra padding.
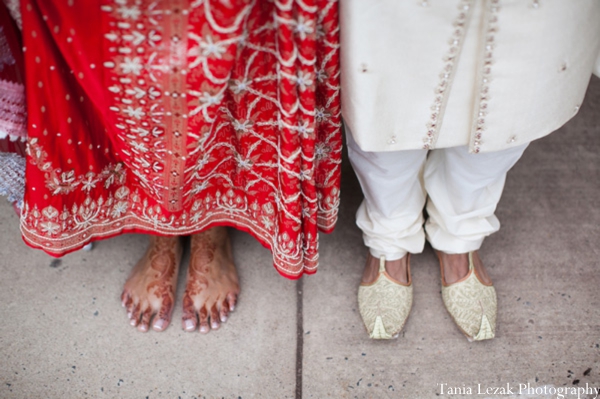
[130,319,137,326]
[184,319,195,331]
[200,325,209,333]
[153,319,166,330]
[220,315,227,322]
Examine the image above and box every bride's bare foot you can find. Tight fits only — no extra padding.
[361,252,410,285]
[437,250,492,285]
[182,227,240,333]
[121,236,182,332]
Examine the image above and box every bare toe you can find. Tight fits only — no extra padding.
[210,304,220,330]
[153,302,173,332]
[184,228,240,333]
[121,292,130,308]
[182,314,198,332]
[126,300,136,318]
[182,294,198,332]
[138,307,152,332]
[122,236,182,332]
[220,298,230,322]
[199,306,210,334]
[227,293,237,311]
[130,303,141,326]
[153,318,168,332]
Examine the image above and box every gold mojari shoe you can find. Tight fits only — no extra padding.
[439,252,497,342]
[358,255,413,339]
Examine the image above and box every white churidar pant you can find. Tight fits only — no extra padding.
[347,131,528,260]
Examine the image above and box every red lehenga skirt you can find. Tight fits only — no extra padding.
[15,0,341,279]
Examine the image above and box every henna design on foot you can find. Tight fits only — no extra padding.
[121,236,182,332]
[182,227,240,333]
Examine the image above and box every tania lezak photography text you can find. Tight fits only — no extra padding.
[437,382,600,398]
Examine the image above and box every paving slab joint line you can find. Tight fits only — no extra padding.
[295,278,304,399]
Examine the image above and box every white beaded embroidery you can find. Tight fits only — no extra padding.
[471,0,500,154]
[423,0,474,150]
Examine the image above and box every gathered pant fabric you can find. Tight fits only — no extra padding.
[347,132,528,260]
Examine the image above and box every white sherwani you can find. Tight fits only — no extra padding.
[342,0,600,258]
[341,0,600,153]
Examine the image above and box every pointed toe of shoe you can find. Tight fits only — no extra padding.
[358,277,413,340]
[441,272,497,341]
[473,314,495,341]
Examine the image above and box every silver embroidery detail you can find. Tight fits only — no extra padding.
[423,0,474,150]
[0,152,25,206]
[471,0,499,154]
